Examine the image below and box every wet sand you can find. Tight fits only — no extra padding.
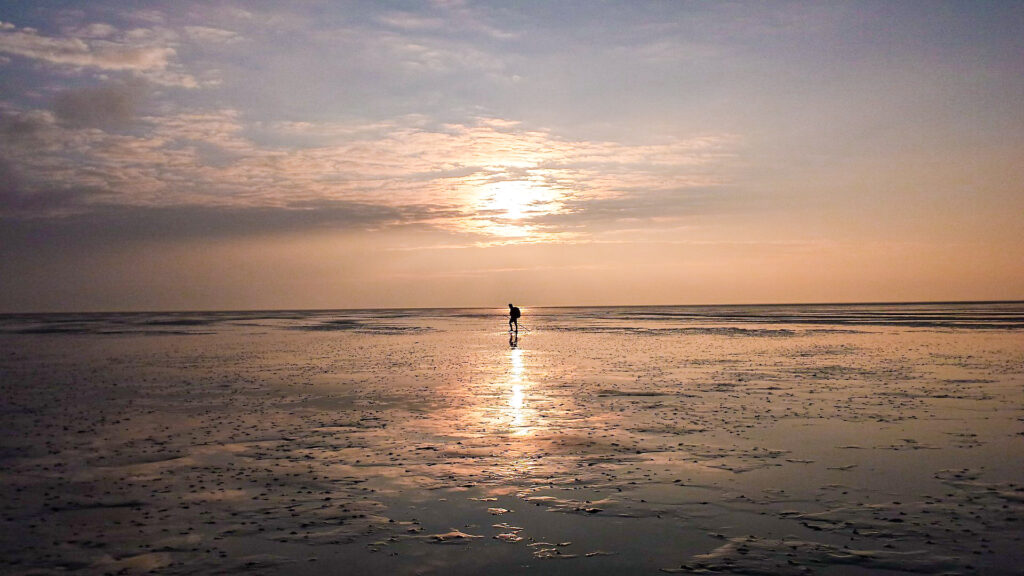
[0,306,1022,575]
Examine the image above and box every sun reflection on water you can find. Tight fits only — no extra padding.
[507,347,530,436]
[460,339,548,448]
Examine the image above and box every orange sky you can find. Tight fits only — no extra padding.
[1,2,1022,311]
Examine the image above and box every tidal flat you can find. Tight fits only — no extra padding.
[0,304,1022,575]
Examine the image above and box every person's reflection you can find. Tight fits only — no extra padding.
[509,332,518,348]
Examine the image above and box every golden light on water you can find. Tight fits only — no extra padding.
[507,347,530,436]
[458,318,548,443]
[509,347,524,378]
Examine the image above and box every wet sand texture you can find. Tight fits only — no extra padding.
[0,304,1021,574]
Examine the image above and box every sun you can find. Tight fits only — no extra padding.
[455,176,571,240]
[482,180,563,221]
[486,180,531,220]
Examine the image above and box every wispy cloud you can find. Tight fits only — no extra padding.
[383,263,609,280]
[0,103,739,243]
[377,3,516,40]
[376,11,446,32]
[183,25,243,45]
[0,20,197,87]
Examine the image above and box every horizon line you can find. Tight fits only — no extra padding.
[2,299,1022,316]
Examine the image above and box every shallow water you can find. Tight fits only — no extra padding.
[0,303,1022,574]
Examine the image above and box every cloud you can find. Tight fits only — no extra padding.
[382,263,608,279]
[0,200,441,250]
[0,108,55,140]
[0,106,741,244]
[374,32,506,74]
[533,187,730,228]
[76,23,119,39]
[0,155,103,216]
[183,25,243,44]
[52,81,145,128]
[376,4,515,40]
[0,21,171,69]
[0,20,197,87]
[377,12,445,31]
[0,156,24,201]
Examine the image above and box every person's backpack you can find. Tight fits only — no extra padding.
[511,307,521,320]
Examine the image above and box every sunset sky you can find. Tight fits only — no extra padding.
[1,1,1021,311]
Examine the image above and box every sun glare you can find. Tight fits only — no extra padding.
[456,178,571,241]
[481,180,562,221]
[486,180,529,220]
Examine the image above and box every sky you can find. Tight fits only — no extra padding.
[0,1,1021,312]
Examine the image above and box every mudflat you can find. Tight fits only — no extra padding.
[0,304,1021,575]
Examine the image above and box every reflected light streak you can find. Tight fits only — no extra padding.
[508,348,529,435]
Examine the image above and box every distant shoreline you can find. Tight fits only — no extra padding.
[2,299,1023,317]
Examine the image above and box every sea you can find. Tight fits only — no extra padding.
[1,300,1022,574]
[2,300,1022,335]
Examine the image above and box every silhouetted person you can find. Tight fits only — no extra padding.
[508,303,521,333]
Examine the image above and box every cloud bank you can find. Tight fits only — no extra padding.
[0,98,740,244]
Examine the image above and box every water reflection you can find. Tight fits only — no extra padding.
[458,337,549,446]
[507,347,530,436]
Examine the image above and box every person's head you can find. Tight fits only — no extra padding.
[508,303,513,308]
